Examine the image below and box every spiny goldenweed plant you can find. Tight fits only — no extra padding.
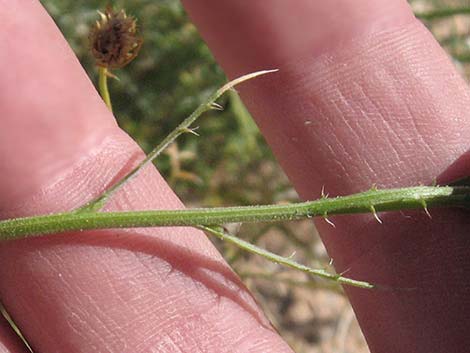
[1,5,470,294]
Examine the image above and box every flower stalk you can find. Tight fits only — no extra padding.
[98,67,112,111]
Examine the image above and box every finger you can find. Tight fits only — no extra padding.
[182,1,470,352]
[0,1,291,352]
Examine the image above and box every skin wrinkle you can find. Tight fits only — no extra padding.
[250,21,466,192]
[322,126,359,187]
[136,324,173,353]
[331,87,377,177]
[330,34,428,183]
[21,276,87,351]
[154,336,186,353]
[178,312,216,353]
[59,270,124,348]
[231,329,273,353]
[199,297,282,353]
[0,133,140,218]
[66,311,101,351]
[323,142,350,187]
[404,103,437,163]
[373,113,414,177]
[280,90,360,186]
[81,245,222,341]
[1,231,278,352]
[382,62,439,164]
[392,32,469,159]
[139,330,185,353]
[182,319,209,351]
[30,248,97,335]
[155,320,199,353]
[351,81,405,162]
[291,93,354,185]
[74,289,126,342]
[31,248,161,351]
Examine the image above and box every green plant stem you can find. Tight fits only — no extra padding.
[200,226,373,289]
[416,7,470,21]
[1,186,468,239]
[78,69,278,212]
[226,224,273,264]
[98,67,113,111]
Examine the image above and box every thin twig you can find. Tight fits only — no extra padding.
[200,226,373,288]
[77,69,278,212]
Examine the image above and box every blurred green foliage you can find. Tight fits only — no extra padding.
[412,0,470,74]
[42,0,284,206]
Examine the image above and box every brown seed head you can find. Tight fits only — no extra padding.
[89,6,143,69]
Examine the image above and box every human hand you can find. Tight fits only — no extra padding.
[0,1,291,352]
[0,1,469,353]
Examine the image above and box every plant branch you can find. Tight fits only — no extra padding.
[78,69,278,212]
[199,226,374,289]
[1,186,468,239]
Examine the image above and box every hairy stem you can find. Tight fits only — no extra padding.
[1,186,468,239]
[78,69,277,212]
[200,226,374,289]
[98,67,113,111]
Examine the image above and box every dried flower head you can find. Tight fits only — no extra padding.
[89,6,143,69]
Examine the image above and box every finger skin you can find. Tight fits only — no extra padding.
[0,1,292,352]
[182,1,470,352]
[0,315,30,353]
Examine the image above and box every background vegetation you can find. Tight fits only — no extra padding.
[40,0,470,351]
